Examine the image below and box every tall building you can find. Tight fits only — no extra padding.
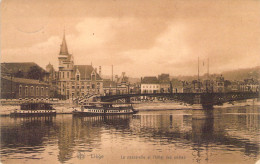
[57,33,103,99]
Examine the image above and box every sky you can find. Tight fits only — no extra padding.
[1,0,260,77]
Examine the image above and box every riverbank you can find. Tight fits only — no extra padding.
[1,99,259,116]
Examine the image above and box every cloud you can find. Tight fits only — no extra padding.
[1,0,260,77]
[1,36,61,69]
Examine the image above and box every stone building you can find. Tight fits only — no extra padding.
[103,72,130,95]
[240,78,259,92]
[1,76,50,99]
[158,73,171,93]
[57,33,103,99]
[213,75,225,93]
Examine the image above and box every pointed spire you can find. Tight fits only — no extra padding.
[60,29,69,55]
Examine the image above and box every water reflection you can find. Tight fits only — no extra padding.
[0,106,259,163]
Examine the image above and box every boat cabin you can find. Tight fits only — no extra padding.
[20,102,55,110]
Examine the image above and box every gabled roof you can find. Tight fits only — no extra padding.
[72,65,102,80]
[1,62,46,75]
[141,76,159,84]
[2,76,49,86]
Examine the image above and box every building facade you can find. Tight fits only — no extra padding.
[103,72,131,95]
[158,73,171,93]
[141,76,160,93]
[57,33,103,99]
[239,78,259,92]
[1,76,50,99]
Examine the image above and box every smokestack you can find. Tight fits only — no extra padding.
[99,66,101,77]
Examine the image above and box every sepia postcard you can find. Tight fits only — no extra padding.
[0,0,260,164]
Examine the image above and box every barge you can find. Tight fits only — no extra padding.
[10,102,56,117]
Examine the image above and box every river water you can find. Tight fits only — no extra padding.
[0,105,259,164]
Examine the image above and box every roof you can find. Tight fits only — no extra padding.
[1,62,46,75]
[72,65,102,80]
[158,73,170,83]
[2,76,49,86]
[141,76,159,84]
[60,33,69,55]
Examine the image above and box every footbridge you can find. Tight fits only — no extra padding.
[99,92,259,108]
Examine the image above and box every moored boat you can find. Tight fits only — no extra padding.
[10,102,56,117]
[72,102,138,116]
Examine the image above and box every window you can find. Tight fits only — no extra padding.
[92,74,95,80]
[25,86,28,96]
[67,72,69,78]
[31,86,34,96]
[36,87,39,96]
[63,72,65,78]
[67,64,69,68]
[46,87,48,96]
[41,87,44,96]
[92,84,95,89]
[19,85,22,96]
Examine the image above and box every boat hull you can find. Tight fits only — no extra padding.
[10,111,56,117]
[72,110,138,116]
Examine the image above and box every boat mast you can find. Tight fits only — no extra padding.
[198,56,200,91]
[198,56,200,81]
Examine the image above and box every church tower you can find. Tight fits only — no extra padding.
[58,32,74,98]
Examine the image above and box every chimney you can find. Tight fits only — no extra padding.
[99,66,102,77]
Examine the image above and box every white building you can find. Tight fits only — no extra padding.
[141,77,160,93]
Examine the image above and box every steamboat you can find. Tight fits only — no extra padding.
[72,102,138,116]
[10,102,56,117]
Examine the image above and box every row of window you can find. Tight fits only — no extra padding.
[87,109,130,113]
[142,85,159,89]
[19,86,48,97]
[59,72,97,81]
[69,90,101,97]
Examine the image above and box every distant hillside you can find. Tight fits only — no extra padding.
[172,66,260,82]
[221,66,260,81]
[102,66,260,83]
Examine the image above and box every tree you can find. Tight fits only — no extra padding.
[14,70,24,78]
[27,66,45,81]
